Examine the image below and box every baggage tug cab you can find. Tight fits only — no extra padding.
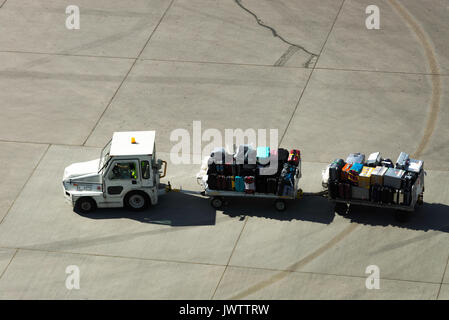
[62,131,167,213]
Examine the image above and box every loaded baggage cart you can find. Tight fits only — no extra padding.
[198,145,303,212]
[322,152,425,221]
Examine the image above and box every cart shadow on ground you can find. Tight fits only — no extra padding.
[342,202,449,232]
[75,192,449,232]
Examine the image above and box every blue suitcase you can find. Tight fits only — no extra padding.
[235,176,245,192]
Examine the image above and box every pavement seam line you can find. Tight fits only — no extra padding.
[436,250,449,299]
[0,249,18,282]
[228,263,443,286]
[0,0,6,9]
[1,50,448,75]
[279,0,346,145]
[234,0,318,68]
[81,0,176,146]
[211,216,249,300]
[0,144,50,226]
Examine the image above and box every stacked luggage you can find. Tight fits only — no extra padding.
[206,145,301,197]
[326,152,423,206]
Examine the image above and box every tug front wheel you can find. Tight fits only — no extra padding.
[75,197,96,214]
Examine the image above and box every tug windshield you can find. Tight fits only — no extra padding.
[98,139,112,172]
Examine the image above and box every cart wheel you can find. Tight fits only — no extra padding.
[274,199,286,212]
[335,202,349,216]
[211,197,223,209]
[395,210,409,222]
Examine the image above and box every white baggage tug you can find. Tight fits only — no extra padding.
[63,131,167,213]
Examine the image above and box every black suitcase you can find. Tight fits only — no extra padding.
[207,174,218,190]
[381,187,392,204]
[344,183,351,199]
[255,177,267,193]
[403,172,417,191]
[207,162,217,175]
[329,181,338,199]
[226,176,233,191]
[217,175,226,190]
[267,178,277,194]
[371,184,380,203]
[277,179,286,196]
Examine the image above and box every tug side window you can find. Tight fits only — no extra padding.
[141,161,150,179]
[109,162,138,180]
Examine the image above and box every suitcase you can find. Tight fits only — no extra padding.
[395,152,410,170]
[348,163,363,184]
[341,163,352,181]
[371,185,381,203]
[288,149,301,165]
[207,174,218,190]
[403,190,412,206]
[267,178,277,194]
[217,175,226,190]
[210,147,232,164]
[329,181,338,199]
[216,164,224,175]
[235,176,245,192]
[381,158,394,168]
[366,152,381,167]
[226,176,234,191]
[407,159,423,173]
[235,145,257,166]
[207,162,217,175]
[381,187,393,204]
[383,168,405,189]
[244,176,255,194]
[346,153,365,164]
[255,176,267,193]
[256,147,270,166]
[402,171,417,191]
[224,164,234,176]
[283,185,294,197]
[277,148,290,163]
[329,159,345,182]
[359,166,375,189]
[351,186,370,200]
[371,166,388,186]
[344,183,351,199]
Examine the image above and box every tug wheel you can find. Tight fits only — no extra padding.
[75,197,96,213]
[125,191,149,211]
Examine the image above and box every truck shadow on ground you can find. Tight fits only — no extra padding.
[75,192,217,227]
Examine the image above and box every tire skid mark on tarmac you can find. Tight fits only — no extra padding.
[227,223,358,300]
[387,0,442,158]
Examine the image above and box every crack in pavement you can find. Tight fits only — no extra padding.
[234,0,318,68]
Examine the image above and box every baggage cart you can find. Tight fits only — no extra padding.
[197,158,303,212]
[328,169,425,222]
